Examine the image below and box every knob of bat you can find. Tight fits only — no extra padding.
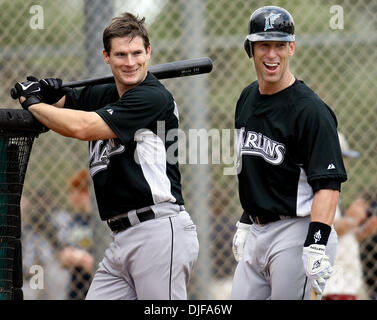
[10,88,19,100]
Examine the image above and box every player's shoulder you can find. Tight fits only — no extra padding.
[89,83,119,105]
[236,80,259,106]
[239,80,259,97]
[290,80,326,106]
[65,83,118,109]
[78,83,117,97]
[122,72,174,108]
[290,80,335,117]
[92,83,117,93]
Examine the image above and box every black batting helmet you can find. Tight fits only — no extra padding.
[244,6,295,58]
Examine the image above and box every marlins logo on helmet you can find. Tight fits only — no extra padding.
[264,12,281,31]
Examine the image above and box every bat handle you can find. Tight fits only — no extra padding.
[10,88,19,100]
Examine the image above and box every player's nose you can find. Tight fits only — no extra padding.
[265,47,278,59]
[123,55,136,66]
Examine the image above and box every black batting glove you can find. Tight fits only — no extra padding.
[39,77,66,104]
[26,75,39,82]
[14,76,43,110]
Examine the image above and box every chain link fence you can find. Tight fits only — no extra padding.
[0,0,376,299]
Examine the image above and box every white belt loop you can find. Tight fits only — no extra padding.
[127,209,140,226]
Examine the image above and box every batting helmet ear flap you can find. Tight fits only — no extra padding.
[244,38,252,58]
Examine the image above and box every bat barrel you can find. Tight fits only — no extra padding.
[148,57,213,79]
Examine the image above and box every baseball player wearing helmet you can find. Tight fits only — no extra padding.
[231,6,347,300]
[13,12,199,300]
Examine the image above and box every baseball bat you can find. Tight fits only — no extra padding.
[10,57,213,99]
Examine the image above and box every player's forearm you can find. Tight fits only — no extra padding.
[310,189,339,226]
[28,102,117,141]
[28,102,92,139]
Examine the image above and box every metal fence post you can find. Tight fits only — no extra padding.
[180,0,212,299]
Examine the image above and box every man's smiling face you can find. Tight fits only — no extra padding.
[252,41,295,93]
[103,36,151,96]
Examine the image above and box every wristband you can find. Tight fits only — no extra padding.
[304,221,331,247]
[21,95,41,110]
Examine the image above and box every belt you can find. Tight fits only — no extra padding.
[248,213,290,225]
[107,205,185,233]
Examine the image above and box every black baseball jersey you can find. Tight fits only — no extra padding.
[235,79,347,219]
[64,72,183,220]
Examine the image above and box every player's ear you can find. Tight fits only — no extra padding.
[103,49,110,64]
[146,45,151,60]
[288,42,295,56]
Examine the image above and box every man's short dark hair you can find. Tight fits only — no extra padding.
[103,12,150,54]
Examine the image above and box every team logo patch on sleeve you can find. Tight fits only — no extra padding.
[239,128,286,165]
[327,163,336,170]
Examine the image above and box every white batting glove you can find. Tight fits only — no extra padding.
[232,221,251,262]
[302,244,333,295]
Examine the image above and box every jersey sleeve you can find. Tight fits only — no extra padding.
[295,98,347,183]
[95,86,172,145]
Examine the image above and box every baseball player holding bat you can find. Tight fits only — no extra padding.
[12,12,199,300]
[231,6,347,300]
